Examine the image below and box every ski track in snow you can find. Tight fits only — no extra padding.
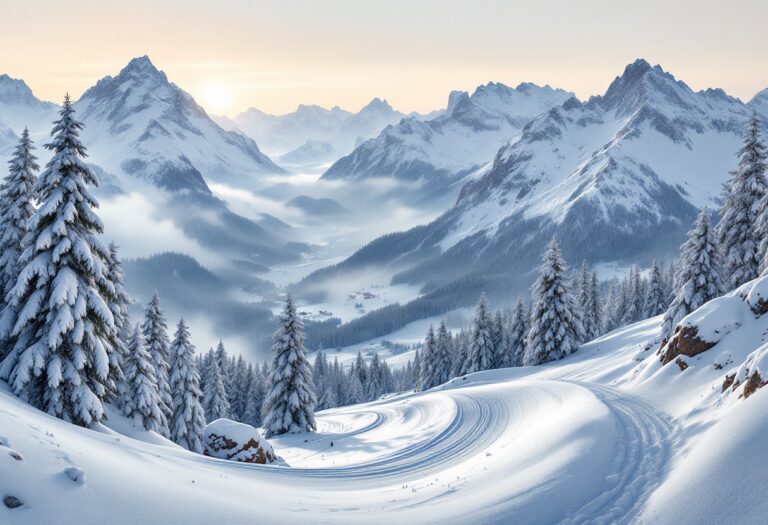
[261,379,674,522]
[0,375,676,524]
[558,382,674,525]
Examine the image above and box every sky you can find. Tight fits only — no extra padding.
[2,0,767,116]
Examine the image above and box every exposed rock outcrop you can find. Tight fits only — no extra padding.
[204,419,276,464]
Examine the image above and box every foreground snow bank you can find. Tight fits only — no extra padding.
[203,419,276,464]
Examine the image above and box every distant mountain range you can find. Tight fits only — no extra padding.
[297,59,768,346]
[216,97,440,163]
[320,82,574,194]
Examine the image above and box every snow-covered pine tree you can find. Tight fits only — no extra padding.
[508,298,528,367]
[243,365,266,427]
[263,295,317,437]
[524,239,584,365]
[104,243,131,407]
[348,372,365,404]
[465,294,496,373]
[168,319,205,452]
[587,272,602,339]
[661,209,723,343]
[719,114,767,288]
[644,259,667,318]
[451,330,469,377]
[490,309,505,368]
[434,321,453,385]
[0,97,121,426]
[411,349,421,388]
[202,351,230,421]
[228,355,249,421]
[0,128,38,323]
[419,325,437,391]
[576,262,591,341]
[123,324,166,432]
[365,352,383,401]
[621,266,644,325]
[142,292,172,435]
[313,350,328,408]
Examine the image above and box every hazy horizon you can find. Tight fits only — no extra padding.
[2,0,767,116]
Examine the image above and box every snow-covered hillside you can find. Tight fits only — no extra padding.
[4,281,768,523]
[222,97,417,161]
[321,82,573,191]
[301,60,768,337]
[75,56,284,193]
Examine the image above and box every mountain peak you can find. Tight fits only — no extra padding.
[0,74,35,99]
[116,55,167,84]
[599,58,692,115]
[360,97,394,114]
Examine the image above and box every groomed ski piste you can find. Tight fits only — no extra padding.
[3,313,768,524]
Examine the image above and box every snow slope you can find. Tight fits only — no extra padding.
[4,291,768,524]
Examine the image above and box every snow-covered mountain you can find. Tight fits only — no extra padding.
[321,82,573,189]
[0,74,58,134]
[222,97,423,161]
[74,56,284,193]
[299,60,768,340]
[278,139,336,165]
[749,87,768,116]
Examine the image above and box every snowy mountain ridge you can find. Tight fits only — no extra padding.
[223,96,417,161]
[299,59,768,339]
[320,81,574,190]
[74,56,284,193]
[0,74,58,141]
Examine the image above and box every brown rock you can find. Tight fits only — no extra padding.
[742,371,766,400]
[660,326,716,366]
[722,373,736,393]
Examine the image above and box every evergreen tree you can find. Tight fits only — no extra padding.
[451,330,469,377]
[142,292,172,435]
[508,298,528,367]
[434,321,453,385]
[587,273,602,338]
[661,209,723,343]
[0,97,120,426]
[524,239,584,365]
[263,295,316,437]
[168,319,205,452]
[243,366,266,427]
[411,349,421,388]
[622,266,644,325]
[228,354,249,421]
[123,325,166,432]
[347,372,365,404]
[105,244,131,406]
[490,309,505,368]
[202,351,230,421]
[419,325,438,391]
[0,128,38,326]
[644,259,668,318]
[465,294,496,373]
[365,352,384,401]
[719,114,767,288]
[577,262,591,341]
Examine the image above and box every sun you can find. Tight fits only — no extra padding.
[199,82,234,115]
